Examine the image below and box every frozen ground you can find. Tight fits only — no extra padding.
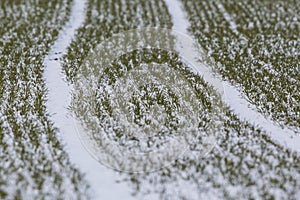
[0,0,90,199]
[1,0,300,199]
[44,0,133,199]
[181,0,300,131]
[165,0,300,154]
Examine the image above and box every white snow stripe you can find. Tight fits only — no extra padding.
[164,0,300,154]
[43,0,133,199]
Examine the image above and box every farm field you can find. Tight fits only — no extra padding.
[181,0,300,131]
[0,0,90,199]
[0,0,299,199]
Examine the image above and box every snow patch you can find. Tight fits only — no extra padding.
[43,0,134,199]
[164,0,300,154]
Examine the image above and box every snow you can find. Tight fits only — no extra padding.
[164,0,300,154]
[43,0,300,199]
[164,0,189,35]
[43,0,134,199]
[216,1,240,36]
[224,83,300,152]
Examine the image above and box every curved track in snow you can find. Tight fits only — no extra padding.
[43,0,299,199]
[164,0,300,154]
[44,0,133,199]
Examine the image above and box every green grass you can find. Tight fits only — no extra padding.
[181,0,300,130]
[0,0,90,199]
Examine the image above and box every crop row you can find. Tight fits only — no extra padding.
[181,0,300,130]
[0,1,90,199]
[63,0,300,199]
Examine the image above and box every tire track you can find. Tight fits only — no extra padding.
[164,0,300,154]
[44,0,133,199]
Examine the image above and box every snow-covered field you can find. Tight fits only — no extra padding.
[0,0,299,199]
[0,0,90,199]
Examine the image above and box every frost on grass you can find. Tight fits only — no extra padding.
[0,0,90,199]
[181,0,300,131]
[125,102,300,200]
[72,44,220,172]
[77,47,300,200]
[62,0,172,82]
[62,0,300,199]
